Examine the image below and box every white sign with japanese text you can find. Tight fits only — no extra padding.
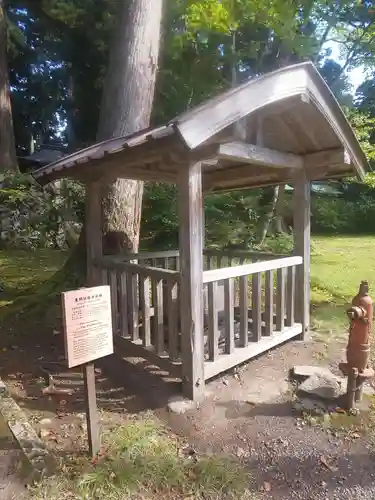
[62,285,113,368]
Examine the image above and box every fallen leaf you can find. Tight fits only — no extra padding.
[335,407,346,414]
[263,481,271,492]
[320,455,336,471]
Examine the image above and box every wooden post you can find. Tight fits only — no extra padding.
[83,363,100,458]
[293,170,310,340]
[86,182,103,286]
[84,182,102,458]
[178,162,205,401]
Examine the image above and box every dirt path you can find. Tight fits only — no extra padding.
[161,340,375,499]
[1,336,375,499]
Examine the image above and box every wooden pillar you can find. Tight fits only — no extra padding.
[178,162,205,401]
[293,170,310,340]
[85,182,103,286]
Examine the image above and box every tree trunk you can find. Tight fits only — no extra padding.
[275,184,287,234]
[97,0,163,254]
[259,186,279,246]
[0,0,17,171]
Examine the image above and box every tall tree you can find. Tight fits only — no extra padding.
[0,0,17,170]
[97,0,164,254]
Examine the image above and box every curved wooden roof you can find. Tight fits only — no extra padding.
[32,62,370,191]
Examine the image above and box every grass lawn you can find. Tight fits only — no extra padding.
[29,417,252,500]
[1,235,372,331]
[0,249,66,307]
[310,235,375,340]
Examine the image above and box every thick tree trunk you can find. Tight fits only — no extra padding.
[0,0,17,171]
[97,0,163,254]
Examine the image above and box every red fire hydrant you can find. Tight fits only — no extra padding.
[339,281,374,410]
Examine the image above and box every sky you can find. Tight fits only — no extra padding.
[325,40,368,93]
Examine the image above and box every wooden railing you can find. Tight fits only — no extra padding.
[93,257,181,377]
[203,248,289,270]
[94,250,301,382]
[202,255,303,379]
[109,248,290,272]
[105,250,180,270]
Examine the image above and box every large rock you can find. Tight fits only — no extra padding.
[292,365,335,381]
[167,395,196,414]
[297,372,345,400]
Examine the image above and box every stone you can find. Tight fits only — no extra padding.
[298,372,345,400]
[167,395,196,414]
[292,365,335,381]
[39,418,53,427]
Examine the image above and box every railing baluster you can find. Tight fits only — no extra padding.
[102,269,109,286]
[141,276,151,346]
[207,281,219,360]
[276,268,286,332]
[119,271,129,338]
[128,272,139,341]
[251,273,262,342]
[224,278,234,354]
[152,258,157,267]
[217,255,222,269]
[138,274,144,340]
[152,278,164,354]
[109,270,118,335]
[264,270,274,336]
[286,266,296,326]
[239,275,248,347]
[168,281,179,361]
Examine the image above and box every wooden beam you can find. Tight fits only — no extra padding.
[304,148,350,169]
[178,161,205,401]
[203,163,285,192]
[218,142,303,169]
[293,169,310,340]
[85,182,103,286]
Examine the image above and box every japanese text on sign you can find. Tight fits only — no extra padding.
[62,285,113,368]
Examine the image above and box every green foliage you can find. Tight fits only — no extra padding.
[0,171,83,249]
[141,184,179,250]
[311,194,375,234]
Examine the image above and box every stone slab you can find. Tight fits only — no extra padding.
[167,395,197,414]
[297,372,346,400]
[0,377,55,480]
[292,365,335,380]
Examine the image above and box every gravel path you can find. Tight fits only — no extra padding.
[163,340,375,499]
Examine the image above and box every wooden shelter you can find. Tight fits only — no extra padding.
[32,62,370,401]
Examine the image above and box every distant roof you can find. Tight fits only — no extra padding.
[19,145,67,169]
[32,62,370,191]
